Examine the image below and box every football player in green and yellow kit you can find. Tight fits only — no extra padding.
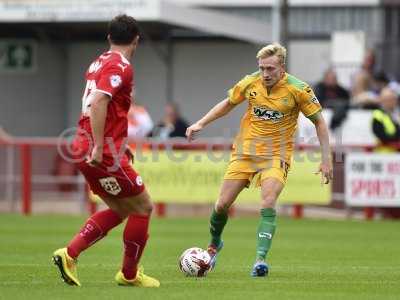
[186,43,333,277]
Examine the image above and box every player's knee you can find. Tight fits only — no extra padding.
[143,202,153,215]
[216,192,235,213]
[215,201,230,214]
[134,200,153,215]
[261,193,277,208]
[113,208,130,220]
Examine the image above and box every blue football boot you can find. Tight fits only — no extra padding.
[251,261,269,277]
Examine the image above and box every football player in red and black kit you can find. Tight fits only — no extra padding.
[52,15,159,288]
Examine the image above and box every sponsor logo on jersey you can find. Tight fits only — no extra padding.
[110,74,122,88]
[99,177,121,195]
[253,106,284,121]
[249,91,257,100]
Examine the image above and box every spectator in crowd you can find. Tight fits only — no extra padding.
[351,70,372,100]
[351,49,376,102]
[351,71,390,109]
[127,103,154,140]
[150,102,189,139]
[362,49,376,74]
[371,87,400,152]
[351,49,376,92]
[0,127,12,142]
[314,68,350,108]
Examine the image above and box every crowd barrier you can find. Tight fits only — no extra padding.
[0,138,398,219]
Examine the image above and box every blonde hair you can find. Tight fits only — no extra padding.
[256,43,287,65]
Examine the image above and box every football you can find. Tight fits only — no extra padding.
[179,247,211,277]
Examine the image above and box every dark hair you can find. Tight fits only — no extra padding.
[108,14,140,45]
[373,71,389,84]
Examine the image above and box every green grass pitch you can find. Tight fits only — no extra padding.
[0,215,399,300]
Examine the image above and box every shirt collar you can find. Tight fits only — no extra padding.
[107,50,131,65]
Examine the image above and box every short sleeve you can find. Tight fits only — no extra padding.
[96,63,127,98]
[296,85,322,118]
[227,75,254,105]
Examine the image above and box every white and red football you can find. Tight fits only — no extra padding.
[179,247,211,277]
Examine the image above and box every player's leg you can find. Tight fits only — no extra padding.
[210,179,248,247]
[62,163,127,257]
[104,189,153,280]
[85,164,158,287]
[109,189,159,287]
[52,161,135,286]
[257,178,283,259]
[210,153,261,248]
[53,207,124,286]
[53,195,125,286]
[208,179,249,268]
[252,176,284,277]
[66,206,124,259]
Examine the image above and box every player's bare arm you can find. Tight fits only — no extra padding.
[186,98,236,141]
[88,92,110,166]
[312,112,333,184]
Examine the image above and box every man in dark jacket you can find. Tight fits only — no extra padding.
[315,69,350,108]
[151,102,189,139]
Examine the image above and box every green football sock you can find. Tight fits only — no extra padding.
[256,208,277,261]
[209,208,228,247]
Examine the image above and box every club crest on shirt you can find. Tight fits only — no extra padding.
[253,106,284,121]
[99,177,121,195]
[110,74,122,88]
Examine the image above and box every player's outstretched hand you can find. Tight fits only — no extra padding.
[87,145,103,167]
[186,122,203,142]
[314,162,333,185]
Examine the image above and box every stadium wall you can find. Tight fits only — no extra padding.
[2,39,330,138]
[289,40,331,84]
[0,43,67,136]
